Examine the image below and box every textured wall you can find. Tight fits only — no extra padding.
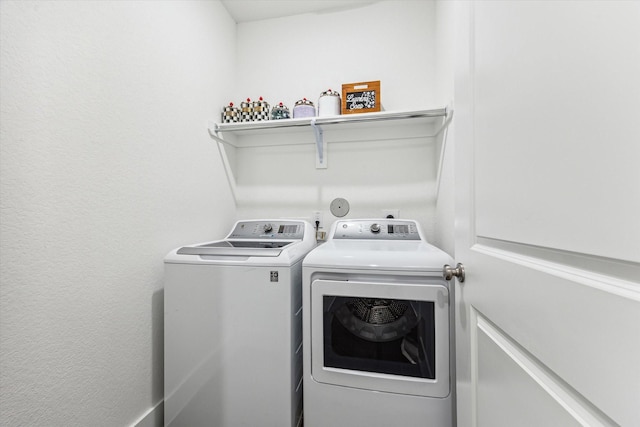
[0,1,235,425]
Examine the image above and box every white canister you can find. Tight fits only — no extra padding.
[317,89,341,116]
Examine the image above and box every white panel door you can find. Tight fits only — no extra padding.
[453,2,640,426]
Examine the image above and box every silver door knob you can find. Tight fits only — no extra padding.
[443,263,465,282]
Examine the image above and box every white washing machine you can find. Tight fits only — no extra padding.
[164,219,316,427]
[302,219,455,427]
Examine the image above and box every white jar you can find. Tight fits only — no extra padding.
[317,89,341,117]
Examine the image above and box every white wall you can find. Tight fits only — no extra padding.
[0,1,236,426]
[231,1,448,242]
[433,0,456,255]
[235,1,437,112]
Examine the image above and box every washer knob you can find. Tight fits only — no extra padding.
[370,223,381,233]
[263,224,273,233]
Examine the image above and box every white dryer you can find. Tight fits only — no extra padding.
[164,219,316,427]
[302,219,455,427]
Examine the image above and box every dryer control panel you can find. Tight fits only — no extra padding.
[331,220,421,240]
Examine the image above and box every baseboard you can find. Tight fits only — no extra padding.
[132,400,164,427]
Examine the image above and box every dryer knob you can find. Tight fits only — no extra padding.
[263,224,273,233]
[370,223,381,233]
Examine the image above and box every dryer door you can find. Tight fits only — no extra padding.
[310,279,450,397]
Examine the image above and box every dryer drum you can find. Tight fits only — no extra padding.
[334,298,419,343]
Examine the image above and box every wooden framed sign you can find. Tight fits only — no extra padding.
[342,80,381,114]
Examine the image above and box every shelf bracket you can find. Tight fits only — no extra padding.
[208,121,230,146]
[310,119,327,169]
[435,106,454,200]
[207,121,238,205]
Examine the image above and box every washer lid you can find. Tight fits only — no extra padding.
[176,240,294,257]
[165,219,317,266]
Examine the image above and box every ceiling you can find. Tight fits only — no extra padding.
[221,0,379,23]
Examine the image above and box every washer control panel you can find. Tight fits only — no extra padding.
[332,220,421,240]
[227,220,305,239]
